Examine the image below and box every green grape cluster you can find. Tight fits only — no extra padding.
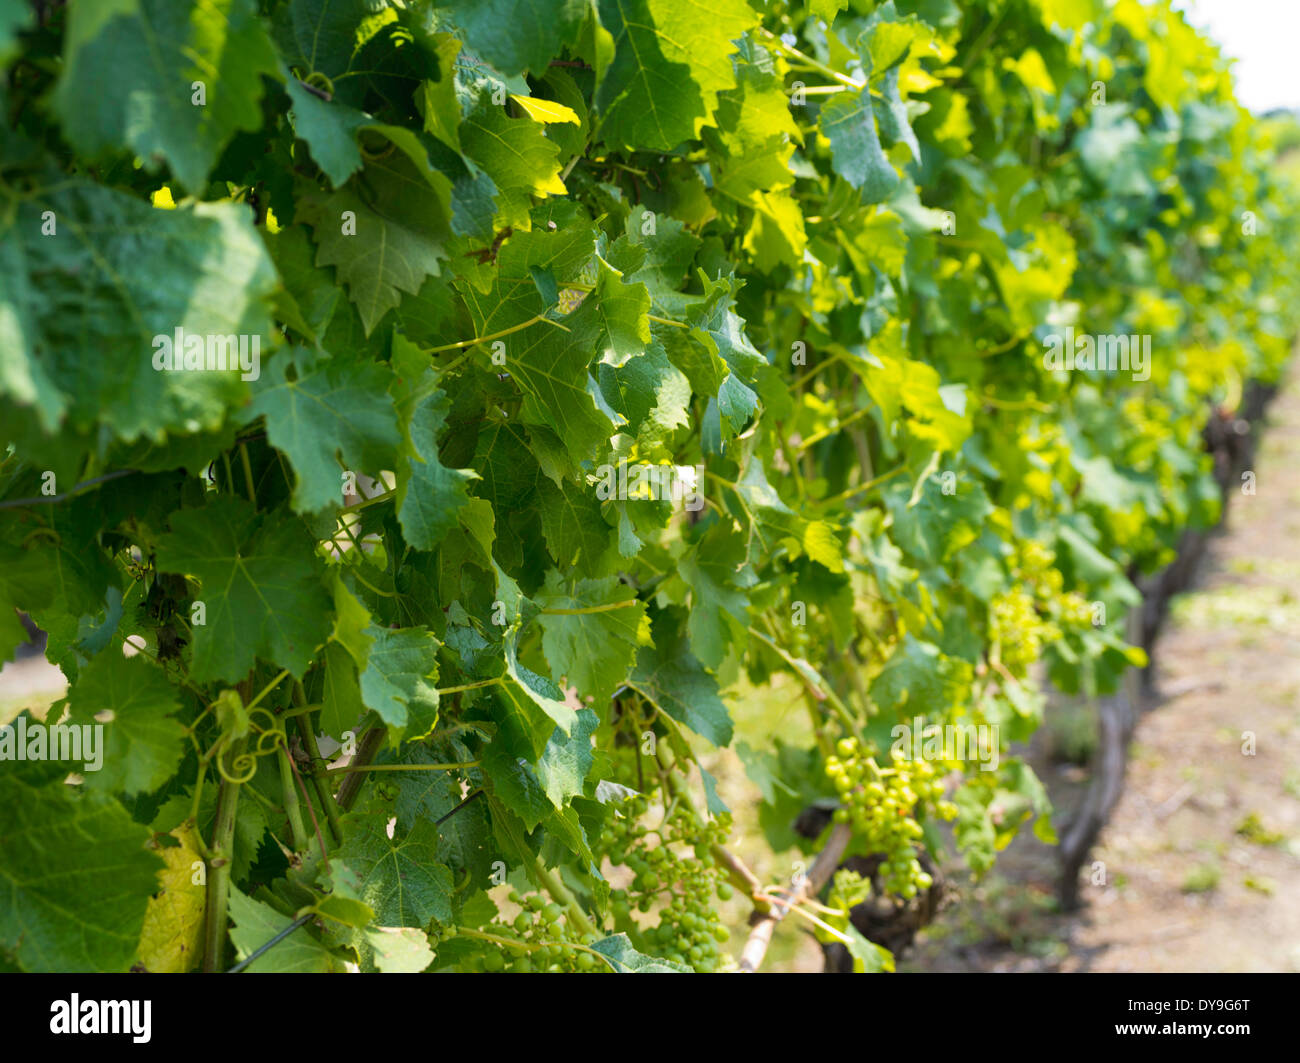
[1057,590,1095,628]
[1017,540,1064,595]
[1008,540,1096,644]
[989,587,1057,676]
[824,736,943,898]
[445,892,605,972]
[597,798,734,971]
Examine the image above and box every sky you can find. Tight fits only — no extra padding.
[1172,0,1300,113]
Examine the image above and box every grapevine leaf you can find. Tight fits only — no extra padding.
[0,185,277,438]
[481,741,554,829]
[597,340,692,440]
[418,33,463,152]
[535,573,649,705]
[819,87,898,204]
[66,652,186,797]
[0,771,161,972]
[265,224,344,347]
[390,749,495,888]
[300,154,452,335]
[875,67,920,161]
[154,498,331,684]
[320,641,364,740]
[590,933,691,972]
[841,924,895,972]
[228,888,345,973]
[593,255,651,362]
[486,793,541,884]
[337,806,455,927]
[0,0,33,66]
[358,625,441,746]
[53,0,279,192]
[629,610,733,746]
[535,707,599,809]
[0,543,56,662]
[246,346,402,515]
[488,304,615,464]
[461,94,568,198]
[679,525,751,668]
[880,474,991,567]
[699,765,730,816]
[503,631,578,737]
[136,825,205,973]
[868,634,972,717]
[366,926,434,972]
[431,0,588,76]
[595,0,759,152]
[538,477,613,571]
[390,335,477,550]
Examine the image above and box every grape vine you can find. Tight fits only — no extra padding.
[0,0,1296,975]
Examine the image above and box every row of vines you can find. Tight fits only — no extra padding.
[0,0,1296,973]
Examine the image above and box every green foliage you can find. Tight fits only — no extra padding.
[0,0,1295,973]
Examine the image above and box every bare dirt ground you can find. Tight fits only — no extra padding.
[903,365,1300,973]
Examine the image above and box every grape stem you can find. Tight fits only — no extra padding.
[335,725,384,811]
[737,822,853,973]
[292,690,343,843]
[711,843,767,908]
[202,736,247,973]
[457,928,617,972]
[277,745,310,852]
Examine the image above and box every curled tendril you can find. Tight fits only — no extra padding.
[255,728,284,759]
[209,727,281,784]
[247,707,280,735]
[216,744,259,784]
